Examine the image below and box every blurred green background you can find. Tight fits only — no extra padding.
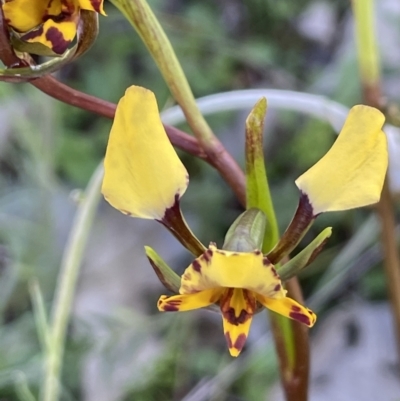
[0,0,399,400]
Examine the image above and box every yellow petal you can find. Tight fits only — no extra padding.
[3,0,51,31]
[179,245,285,298]
[295,105,388,215]
[78,0,106,15]
[220,289,256,357]
[157,288,223,312]
[256,294,316,327]
[21,18,77,55]
[102,86,189,220]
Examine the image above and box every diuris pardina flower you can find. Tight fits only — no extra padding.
[102,85,388,356]
[2,0,105,55]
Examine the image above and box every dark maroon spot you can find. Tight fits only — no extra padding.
[225,332,233,348]
[222,308,251,325]
[158,298,181,312]
[163,304,179,312]
[274,284,281,291]
[201,249,213,263]
[270,267,279,277]
[21,27,44,40]
[234,334,247,351]
[192,260,202,272]
[254,250,261,255]
[45,27,71,54]
[291,305,301,312]
[262,257,269,266]
[88,0,103,12]
[48,12,70,23]
[289,311,311,326]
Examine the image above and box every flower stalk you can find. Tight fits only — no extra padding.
[41,164,104,401]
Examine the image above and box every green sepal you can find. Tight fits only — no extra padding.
[245,97,279,253]
[222,208,266,252]
[145,246,181,293]
[278,227,332,281]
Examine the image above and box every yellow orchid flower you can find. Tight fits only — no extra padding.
[156,243,316,357]
[2,0,105,55]
[101,85,388,357]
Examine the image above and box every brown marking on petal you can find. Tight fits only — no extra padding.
[263,257,271,266]
[88,0,103,13]
[220,289,256,325]
[291,305,301,312]
[160,298,182,312]
[254,250,261,255]
[274,284,281,291]
[182,272,191,281]
[234,333,247,351]
[289,311,311,326]
[45,27,71,54]
[223,308,251,325]
[225,332,233,348]
[270,266,279,277]
[163,304,179,312]
[192,260,202,272]
[21,27,44,41]
[201,249,213,264]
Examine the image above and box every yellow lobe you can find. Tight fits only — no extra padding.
[22,19,77,55]
[102,86,189,220]
[256,294,317,327]
[221,289,256,357]
[179,245,285,298]
[2,0,50,32]
[295,105,388,215]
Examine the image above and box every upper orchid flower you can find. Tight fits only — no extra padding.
[102,85,387,356]
[2,0,105,55]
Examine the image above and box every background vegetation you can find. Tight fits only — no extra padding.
[0,0,399,400]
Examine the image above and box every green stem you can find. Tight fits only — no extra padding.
[352,0,379,86]
[109,0,214,146]
[40,164,104,401]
